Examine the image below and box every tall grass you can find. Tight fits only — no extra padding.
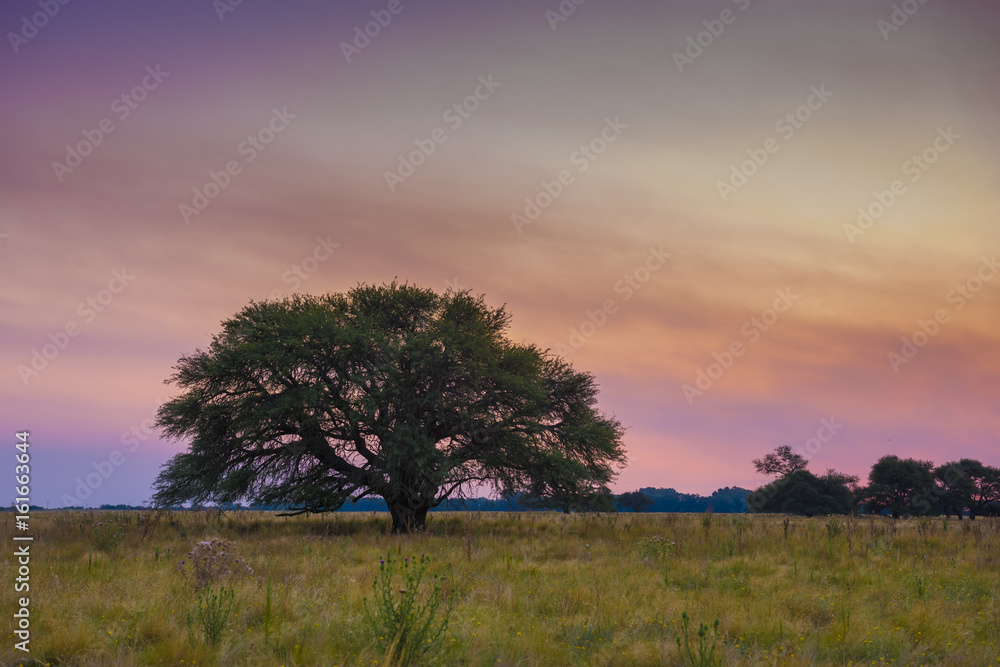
[2,510,999,665]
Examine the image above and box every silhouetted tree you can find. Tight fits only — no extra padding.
[934,459,1000,520]
[152,283,626,533]
[747,469,855,516]
[617,490,653,512]
[857,455,936,518]
[753,445,808,477]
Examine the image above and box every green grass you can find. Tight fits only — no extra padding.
[2,510,999,665]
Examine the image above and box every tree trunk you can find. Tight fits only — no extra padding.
[389,501,431,534]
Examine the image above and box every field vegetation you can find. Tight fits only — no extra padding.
[3,510,999,666]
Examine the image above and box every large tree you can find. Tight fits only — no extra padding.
[747,469,856,516]
[152,283,627,533]
[934,459,1000,520]
[748,446,857,516]
[856,455,936,518]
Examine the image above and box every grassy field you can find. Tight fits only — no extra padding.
[2,510,998,666]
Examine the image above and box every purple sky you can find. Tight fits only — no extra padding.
[2,0,999,507]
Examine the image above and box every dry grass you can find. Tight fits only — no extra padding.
[2,510,999,666]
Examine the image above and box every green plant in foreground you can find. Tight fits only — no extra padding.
[363,554,454,664]
[189,586,235,647]
[637,535,674,562]
[676,611,722,667]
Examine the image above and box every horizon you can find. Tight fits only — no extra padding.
[3,0,999,508]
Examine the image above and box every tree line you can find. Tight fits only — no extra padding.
[747,446,1000,519]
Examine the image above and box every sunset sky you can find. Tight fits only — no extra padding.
[3,0,999,507]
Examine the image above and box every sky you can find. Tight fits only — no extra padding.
[2,0,999,508]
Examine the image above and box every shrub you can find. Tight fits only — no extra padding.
[187,586,235,647]
[178,538,253,590]
[362,554,454,664]
[676,611,721,667]
[637,535,675,563]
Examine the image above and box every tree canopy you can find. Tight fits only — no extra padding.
[748,446,857,516]
[747,469,856,516]
[616,490,653,513]
[752,445,808,477]
[856,455,937,518]
[151,283,627,533]
[934,459,1000,520]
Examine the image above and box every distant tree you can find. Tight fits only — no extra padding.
[635,487,750,513]
[747,469,855,516]
[517,485,615,514]
[617,491,653,512]
[752,445,808,477]
[152,283,626,533]
[934,459,1000,520]
[857,455,936,518]
[708,487,752,513]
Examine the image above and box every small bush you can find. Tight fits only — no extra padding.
[187,586,235,647]
[637,535,675,563]
[362,554,454,664]
[178,538,253,590]
[676,611,721,667]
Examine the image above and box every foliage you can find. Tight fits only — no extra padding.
[152,282,626,533]
[520,482,617,514]
[362,554,454,664]
[675,612,721,667]
[748,469,855,516]
[637,535,675,562]
[187,586,235,647]
[635,486,751,513]
[617,490,653,512]
[934,459,1000,519]
[753,445,808,477]
[9,510,1000,665]
[857,455,937,518]
[178,538,254,590]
